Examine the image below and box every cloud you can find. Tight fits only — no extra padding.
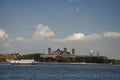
[53,33,101,42]
[53,31,120,42]
[66,33,85,41]
[85,33,101,40]
[103,32,120,38]
[32,24,55,40]
[0,28,8,40]
[2,24,119,43]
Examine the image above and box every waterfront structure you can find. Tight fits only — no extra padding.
[48,47,51,55]
[72,48,75,55]
[2,47,109,63]
[97,51,99,57]
[40,54,57,58]
[51,47,75,56]
[3,53,20,61]
[40,47,75,58]
[9,59,39,65]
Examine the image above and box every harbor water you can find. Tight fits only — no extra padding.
[0,64,120,80]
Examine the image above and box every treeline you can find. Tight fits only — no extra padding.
[15,53,117,64]
[0,53,119,64]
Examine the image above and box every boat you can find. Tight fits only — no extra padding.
[9,59,39,65]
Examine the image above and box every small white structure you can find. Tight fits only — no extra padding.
[10,59,38,65]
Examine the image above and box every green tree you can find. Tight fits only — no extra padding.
[45,57,55,62]
[56,56,71,62]
[75,56,86,62]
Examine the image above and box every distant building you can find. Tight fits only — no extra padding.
[3,53,20,62]
[48,47,51,55]
[41,48,108,60]
[10,53,20,59]
[52,47,75,55]
[97,51,99,57]
[40,54,57,58]
[3,53,20,59]
[40,47,75,58]
[72,48,75,55]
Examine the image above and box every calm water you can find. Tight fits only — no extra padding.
[0,64,120,80]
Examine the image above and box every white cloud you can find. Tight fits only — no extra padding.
[32,24,55,40]
[2,24,119,43]
[8,31,120,43]
[103,32,120,38]
[85,33,101,40]
[53,33,101,42]
[66,33,85,41]
[53,31,120,42]
[0,28,8,40]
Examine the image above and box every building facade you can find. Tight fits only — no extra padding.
[40,47,75,58]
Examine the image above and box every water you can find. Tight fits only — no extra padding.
[0,64,120,80]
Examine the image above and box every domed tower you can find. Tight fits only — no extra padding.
[48,47,51,54]
[57,48,60,55]
[63,47,67,55]
[57,48,60,52]
[64,47,67,52]
[97,51,99,57]
[72,48,75,55]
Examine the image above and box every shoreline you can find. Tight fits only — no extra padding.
[0,62,119,65]
[38,62,119,65]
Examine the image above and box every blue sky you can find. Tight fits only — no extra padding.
[0,0,120,59]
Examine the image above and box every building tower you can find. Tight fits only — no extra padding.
[72,48,75,55]
[57,48,60,52]
[64,47,67,52]
[48,47,51,55]
[63,47,67,55]
[97,51,99,57]
[57,48,60,55]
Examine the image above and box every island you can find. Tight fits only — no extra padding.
[0,47,120,64]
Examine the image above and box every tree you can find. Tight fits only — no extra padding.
[45,57,55,62]
[75,56,86,62]
[0,54,6,62]
[56,56,71,62]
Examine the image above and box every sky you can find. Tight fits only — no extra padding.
[0,0,120,59]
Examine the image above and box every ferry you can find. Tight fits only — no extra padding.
[9,59,39,65]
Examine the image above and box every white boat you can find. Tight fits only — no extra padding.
[10,59,39,65]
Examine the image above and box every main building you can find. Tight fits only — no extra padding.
[40,47,75,58]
